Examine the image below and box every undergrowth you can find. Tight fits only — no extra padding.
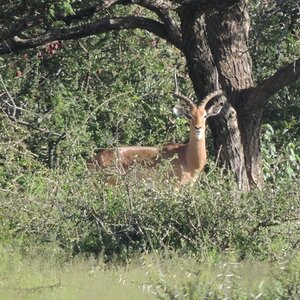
[1,162,299,262]
[0,160,300,298]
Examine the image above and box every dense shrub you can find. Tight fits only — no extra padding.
[0,0,299,270]
[1,163,299,262]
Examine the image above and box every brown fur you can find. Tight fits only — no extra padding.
[88,92,225,184]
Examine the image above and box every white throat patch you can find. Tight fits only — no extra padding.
[195,129,204,140]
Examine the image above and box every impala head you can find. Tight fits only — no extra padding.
[173,71,226,141]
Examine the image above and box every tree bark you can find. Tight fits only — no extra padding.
[179,1,257,189]
[208,1,265,189]
[178,0,300,189]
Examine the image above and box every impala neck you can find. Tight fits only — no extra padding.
[186,130,207,171]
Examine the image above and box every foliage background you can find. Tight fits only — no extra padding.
[0,0,299,298]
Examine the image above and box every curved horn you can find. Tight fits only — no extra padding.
[200,90,224,107]
[173,70,196,109]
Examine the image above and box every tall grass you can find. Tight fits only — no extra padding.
[1,162,300,261]
[0,161,300,298]
[0,245,157,300]
[1,244,300,300]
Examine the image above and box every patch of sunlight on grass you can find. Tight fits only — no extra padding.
[0,249,156,300]
[120,252,275,299]
[0,246,276,300]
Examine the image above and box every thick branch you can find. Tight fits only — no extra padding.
[245,57,300,112]
[0,16,170,55]
[60,0,183,49]
[134,0,182,49]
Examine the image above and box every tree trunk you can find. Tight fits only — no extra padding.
[238,108,264,188]
[180,1,263,190]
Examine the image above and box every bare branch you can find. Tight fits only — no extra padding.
[3,280,61,293]
[0,76,17,119]
[0,76,64,138]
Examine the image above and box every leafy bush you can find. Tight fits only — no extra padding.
[269,253,300,299]
[262,123,300,182]
[0,30,189,173]
[1,161,299,262]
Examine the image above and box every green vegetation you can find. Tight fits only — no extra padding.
[0,167,299,298]
[1,238,300,299]
[0,1,299,299]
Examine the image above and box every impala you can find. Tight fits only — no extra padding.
[87,73,226,184]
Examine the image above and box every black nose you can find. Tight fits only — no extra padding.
[195,126,201,130]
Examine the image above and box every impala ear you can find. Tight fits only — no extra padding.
[206,97,226,118]
[173,107,192,119]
